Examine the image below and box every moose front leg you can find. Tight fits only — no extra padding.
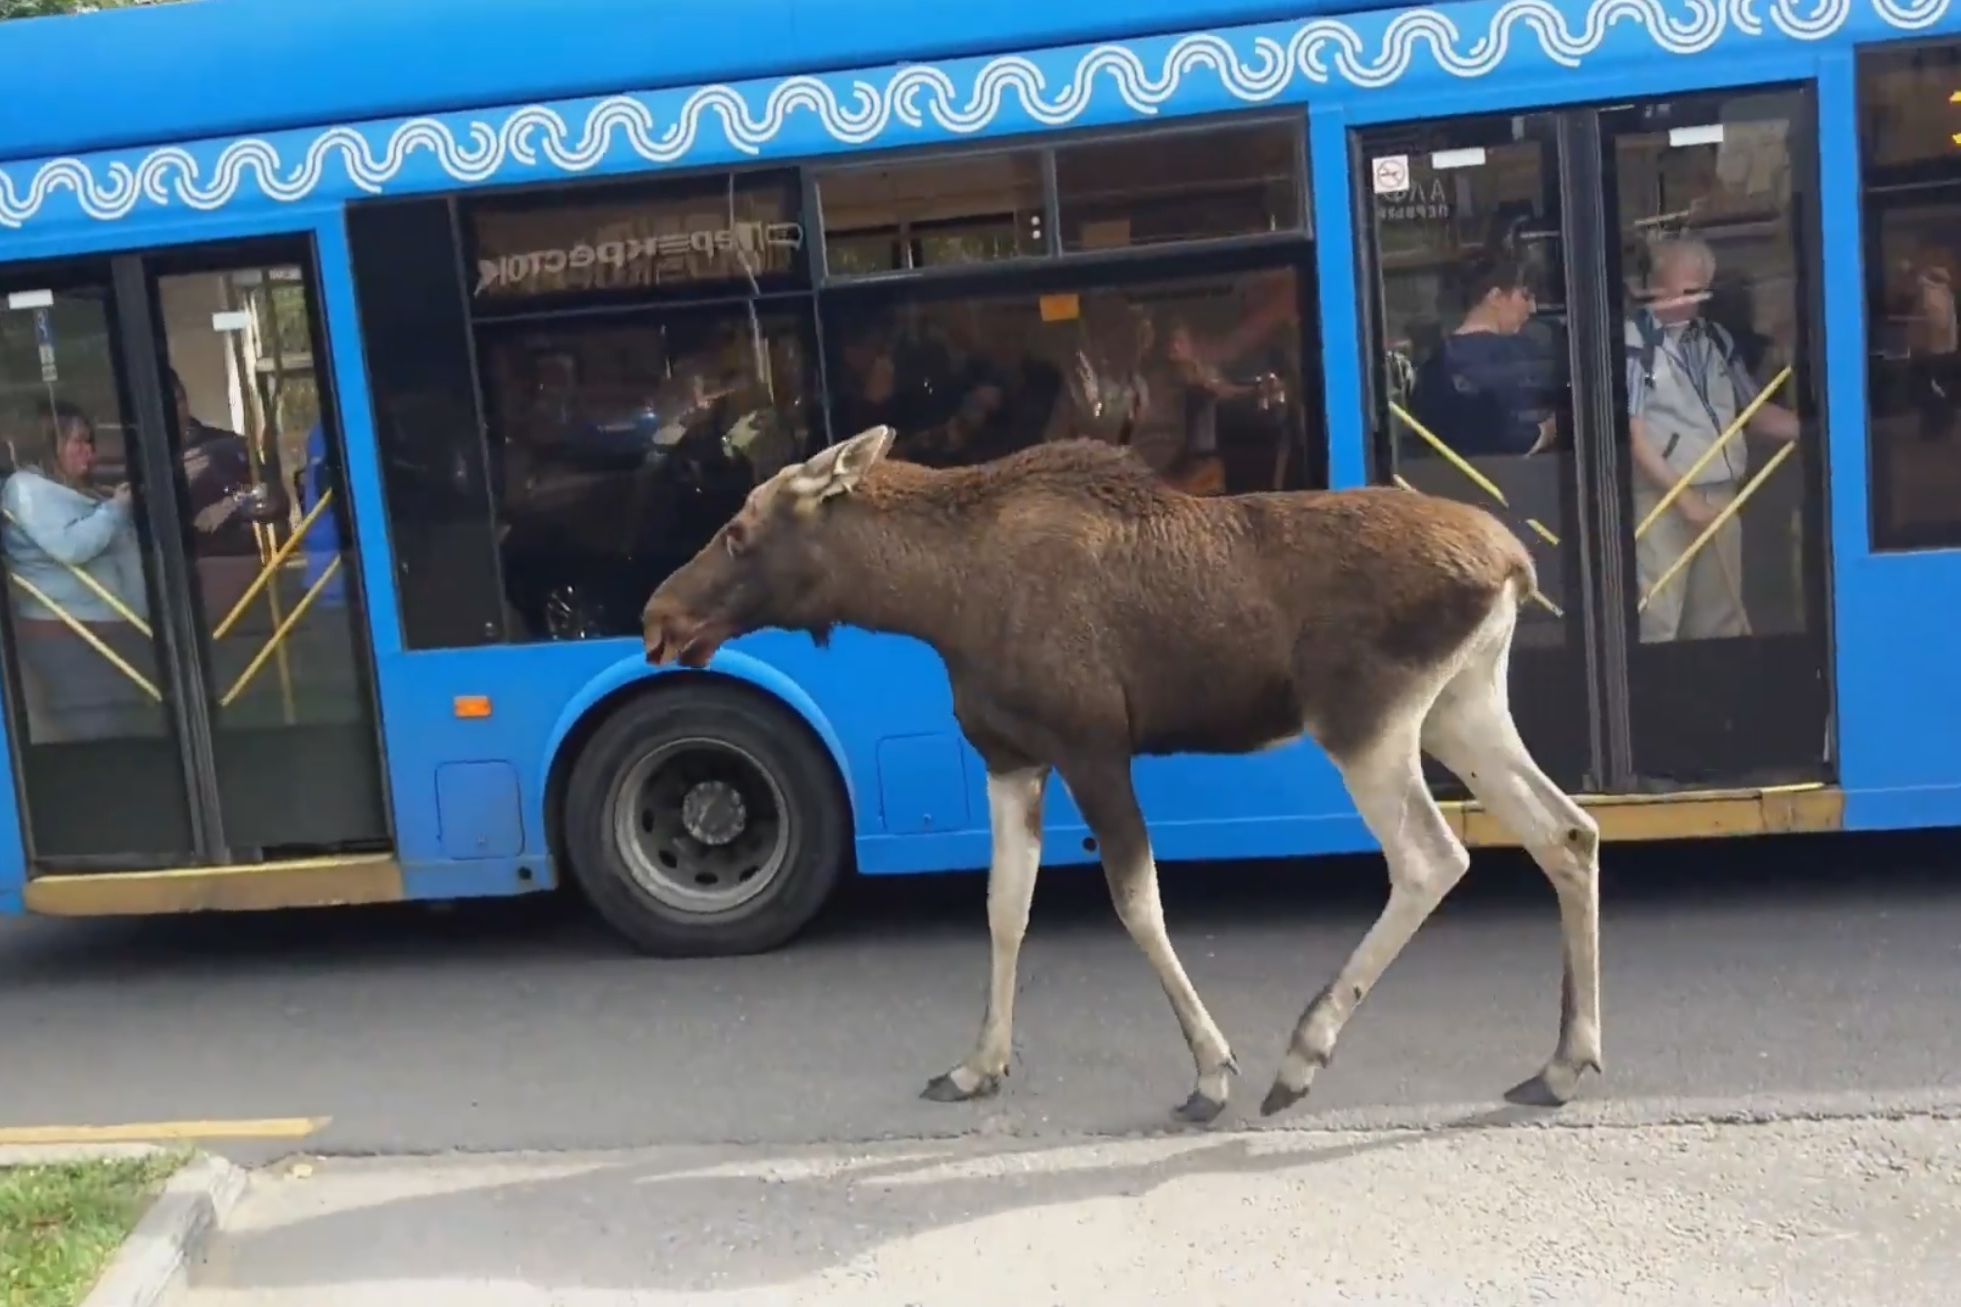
[1067,759,1238,1124]
[923,766,1049,1103]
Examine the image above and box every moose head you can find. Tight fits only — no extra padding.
[641,424,898,669]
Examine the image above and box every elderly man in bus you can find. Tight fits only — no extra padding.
[1624,234,1802,643]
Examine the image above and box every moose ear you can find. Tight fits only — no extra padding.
[789,425,895,502]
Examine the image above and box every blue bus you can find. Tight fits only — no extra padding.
[0,0,1954,955]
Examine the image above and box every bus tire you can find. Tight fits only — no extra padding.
[561,684,849,958]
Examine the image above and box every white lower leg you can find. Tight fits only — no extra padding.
[1108,850,1237,1106]
[1539,829,1603,1080]
[1267,840,1467,1104]
[1266,725,1466,1114]
[1423,655,1605,1104]
[929,769,1044,1100]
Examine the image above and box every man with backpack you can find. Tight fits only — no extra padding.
[1624,236,1802,643]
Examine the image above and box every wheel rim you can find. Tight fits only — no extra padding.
[611,735,792,915]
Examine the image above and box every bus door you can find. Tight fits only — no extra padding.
[1356,85,1831,798]
[0,238,391,874]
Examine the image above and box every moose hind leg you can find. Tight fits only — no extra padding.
[1066,760,1238,1125]
[923,766,1049,1104]
[1262,712,1468,1117]
[1422,644,1603,1108]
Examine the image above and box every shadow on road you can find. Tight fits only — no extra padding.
[201,1112,1532,1296]
[4,827,1957,985]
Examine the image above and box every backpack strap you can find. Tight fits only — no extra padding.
[1628,309,1742,397]
[1628,307,1663,393]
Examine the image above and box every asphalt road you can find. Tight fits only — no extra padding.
[3,829,1959,1160]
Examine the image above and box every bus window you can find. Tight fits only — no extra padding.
[1860,40,1961,551]
[347,198,511,650]
[823,263,1312,494]
[1602,88,1829,789]
[1358,113,1586,791]
[155,259,390,854]
[481,304,821,642]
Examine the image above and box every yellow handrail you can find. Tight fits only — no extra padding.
[1638,440,1797,613]
[219,557,341,709]
[1387,402,1562,548]
[211,490,335,641]
[1632,366,1791,542]
[4,571,162,700]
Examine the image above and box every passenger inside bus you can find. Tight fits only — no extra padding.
[171,367,288,554]
[1405,252,1560,459]
[169,365,289,621]
[0,399,156,742]
[832,308,1057,470]
[1624,234,1803,643]
[1887,235,1959,442]
[831,269,1308,495]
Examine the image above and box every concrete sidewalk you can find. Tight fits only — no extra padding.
[187,1112,1961,1306]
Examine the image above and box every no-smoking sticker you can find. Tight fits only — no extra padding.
[1371,154,1410,195]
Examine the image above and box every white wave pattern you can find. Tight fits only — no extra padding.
[0,0,1942,229]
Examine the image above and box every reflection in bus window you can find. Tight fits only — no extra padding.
[1859,40,1961,551]
[824,265,1309,495]
[482,306,818,641]
[1054,121,1302,253]
[0,400,159,742]
[1611,105,1810,645]
[816,151,1047,276]
[468,170,807,308]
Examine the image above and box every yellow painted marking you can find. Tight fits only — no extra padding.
[0,1117,329,1146]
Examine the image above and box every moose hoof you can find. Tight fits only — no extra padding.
[1259,1080,1309,1118]
[921,1070,1000,1103]
[1502,1058,1600,1109]
[1172,1091,1228,1125]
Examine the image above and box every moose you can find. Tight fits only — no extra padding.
[641,426,1603,1123]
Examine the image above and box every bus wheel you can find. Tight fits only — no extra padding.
[562,685,849,957]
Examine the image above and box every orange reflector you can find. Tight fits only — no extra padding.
[453,695,492,719]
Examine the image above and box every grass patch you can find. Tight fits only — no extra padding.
[0,1151,187,1307]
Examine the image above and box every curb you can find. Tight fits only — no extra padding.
[79,1152,248,1307]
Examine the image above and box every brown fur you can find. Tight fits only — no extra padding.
[647,436,1534,769]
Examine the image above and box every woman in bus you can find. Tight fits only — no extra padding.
[0,400,156,741]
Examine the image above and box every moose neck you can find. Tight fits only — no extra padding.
[811,470,988,657]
